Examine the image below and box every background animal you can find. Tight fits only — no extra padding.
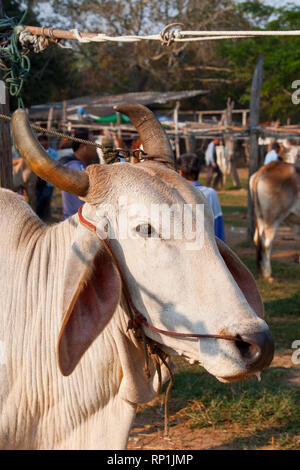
[12,157,37,210]
[0,105,274,449]
[280,141,300,164]
[250,159,300,281]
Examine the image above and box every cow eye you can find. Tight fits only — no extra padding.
[135,223,156,238]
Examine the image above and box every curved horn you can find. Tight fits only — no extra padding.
[11,109,89,197]
[114,104,174,167]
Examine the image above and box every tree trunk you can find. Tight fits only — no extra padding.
[247,55,264,242]
[0,0,13,189]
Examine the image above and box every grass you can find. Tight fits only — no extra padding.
[167,363,300,450]
[218,191,248,207]
[198,175,249,192]
[241,258,300,351]
[221,205,248,227]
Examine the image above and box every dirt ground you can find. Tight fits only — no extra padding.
[127,175,300,451]
[127,356,300,451]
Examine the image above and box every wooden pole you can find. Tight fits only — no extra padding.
[24,26,101,42]
[0,0,13,189]
[184,134,196,154]
[173,101,180,161]
[225,98,240,188]
[47,107,54,130]
[62,100,67,124]
[247,55,264,242]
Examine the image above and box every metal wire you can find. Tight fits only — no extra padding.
[0,111,155,164]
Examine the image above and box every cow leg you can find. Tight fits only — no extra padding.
[254,218,266,278]
[261,239,273,282]
[261,224,279,283]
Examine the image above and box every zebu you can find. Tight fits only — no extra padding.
[0,105,274,449]
[250,160,300,281]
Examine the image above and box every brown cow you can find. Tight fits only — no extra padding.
[12,158,37,210]
[250,159,300,281]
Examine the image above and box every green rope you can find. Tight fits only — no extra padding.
[0,10,30,108]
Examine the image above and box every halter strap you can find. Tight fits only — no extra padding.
[77,205,241,343]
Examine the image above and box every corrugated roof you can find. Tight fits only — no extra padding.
[29,90,208,121]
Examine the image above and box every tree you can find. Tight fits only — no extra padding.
[217,1,300,123]
[32,0,249,109]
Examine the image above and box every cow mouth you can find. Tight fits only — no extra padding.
[152,328,274,383]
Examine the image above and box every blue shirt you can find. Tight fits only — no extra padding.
[61,158,86,219]
[264,150,279,165]
[191,181,225,242]
[46,147,59,188]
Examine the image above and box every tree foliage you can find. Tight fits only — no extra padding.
[217,1,300,122]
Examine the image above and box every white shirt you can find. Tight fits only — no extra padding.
[205,142,216,166]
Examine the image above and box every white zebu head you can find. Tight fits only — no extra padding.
[12,105,274,384]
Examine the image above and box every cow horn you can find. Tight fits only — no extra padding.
[11,109,89,197]
[113,104,175,168]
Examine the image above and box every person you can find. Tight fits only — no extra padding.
[178,153,225,242]
[205,138,223,189]
[36,134,58,219]
[59,129,99,219]
[264,142,280,165]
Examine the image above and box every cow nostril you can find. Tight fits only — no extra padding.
[235,336,261,363]
[235,331,275,371]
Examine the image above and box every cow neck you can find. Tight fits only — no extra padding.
[77,205,242,344]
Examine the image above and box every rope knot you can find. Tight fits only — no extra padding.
[160,23,183,46]
[127,313,147,331]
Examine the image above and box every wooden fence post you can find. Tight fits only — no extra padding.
[247,55,264,242]
[0,0,13,189]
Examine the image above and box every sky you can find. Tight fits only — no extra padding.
[274,0,300,4]
[238,0,300,6]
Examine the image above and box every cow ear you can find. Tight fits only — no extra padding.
[57,231,122,376]
[216,237,264,319]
